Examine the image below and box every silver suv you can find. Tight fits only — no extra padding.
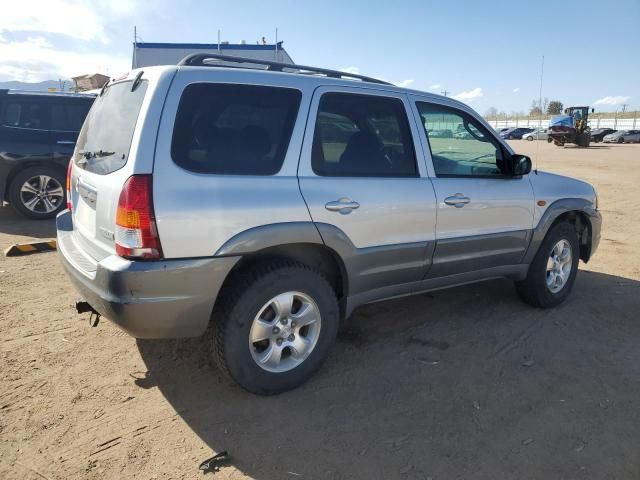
[57,54,601,395]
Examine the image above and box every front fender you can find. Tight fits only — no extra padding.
[523,198,601,264]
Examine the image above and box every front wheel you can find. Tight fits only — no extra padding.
[210,261,339,395]
[516,222,580,308]
[526,136,533,141]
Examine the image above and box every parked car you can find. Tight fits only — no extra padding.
[0,89,94,218]
[453,130,473,139]
[522,128,549,141]
[427,129,453,138]
[57,56,601,395]
[500,127,535,140]
[602,130,640,143]
[590,128,617,143]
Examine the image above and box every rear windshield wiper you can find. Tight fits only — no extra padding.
[78,150,116,160]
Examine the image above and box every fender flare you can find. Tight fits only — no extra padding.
[214,222,324,256]
[522,198,601,264]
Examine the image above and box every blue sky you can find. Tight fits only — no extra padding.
[1,0,638,114]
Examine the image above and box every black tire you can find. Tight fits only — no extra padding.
[618,137,624,144]
[526,136,533,141]
[575,132,591,148]
[516,222,580,308]
[9,166,66,219]
[210,260,339,395]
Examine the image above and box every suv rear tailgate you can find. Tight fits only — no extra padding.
[68,68,175,265]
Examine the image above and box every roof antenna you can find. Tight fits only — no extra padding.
[534,55,544,175]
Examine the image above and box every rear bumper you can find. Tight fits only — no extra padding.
[56,210,239,339]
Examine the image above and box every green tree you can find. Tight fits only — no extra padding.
[547,101,563,115]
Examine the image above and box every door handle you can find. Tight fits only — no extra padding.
[444,193,471,208]
[56,140,76,145]
[325,198,360,214]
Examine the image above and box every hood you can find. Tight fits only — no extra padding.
[529,170,597,208]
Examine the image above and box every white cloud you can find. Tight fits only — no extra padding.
[593,95,631,106]
[430,84,441,89]
[453,87,483,102]
[396,79,414,88]
[0,0,138,81]
[0,36,129,82]
[0,0,112,43]
[340,66,360,75]
[513,87,520,93]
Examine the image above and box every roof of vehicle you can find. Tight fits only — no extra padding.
[141,53,472,111]
[0,89,96,99]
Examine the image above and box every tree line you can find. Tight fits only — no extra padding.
[485,98,564,120]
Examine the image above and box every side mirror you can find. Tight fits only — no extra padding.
[512,154,532,176]
[591,108,595,113]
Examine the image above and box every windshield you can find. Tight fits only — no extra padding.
[74,80,148,175]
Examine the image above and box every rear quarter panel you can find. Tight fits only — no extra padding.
[152,69,315,259]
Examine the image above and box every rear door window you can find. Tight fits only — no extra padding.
[74,81,148,175]
[311,92,417,177]
[171,84,302,175]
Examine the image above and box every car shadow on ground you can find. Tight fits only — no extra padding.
[136,270,640,479]
[0,207,56,239]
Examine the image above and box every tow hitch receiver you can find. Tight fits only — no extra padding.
[75,300,101,327]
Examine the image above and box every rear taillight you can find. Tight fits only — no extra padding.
[66,160,73,211]
[115,175,163,260]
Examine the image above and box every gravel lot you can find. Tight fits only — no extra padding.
[1,142,639,479]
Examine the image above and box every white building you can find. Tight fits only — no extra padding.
[132,42,294,68]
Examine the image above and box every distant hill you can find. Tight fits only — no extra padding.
[0,80,72,92]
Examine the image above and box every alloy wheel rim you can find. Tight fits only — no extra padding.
[546,239,572,293]
[19,175,64,214]
[249,291,322,373]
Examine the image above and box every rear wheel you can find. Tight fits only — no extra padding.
[9,166,66,219]
[210,260,339,395]
[526,136,533,141]
[516,222,580,308]
[618,137,625,144]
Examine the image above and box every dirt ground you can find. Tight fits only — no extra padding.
[1,142,639,480]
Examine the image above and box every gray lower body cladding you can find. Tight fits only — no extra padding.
[57,210,239,339]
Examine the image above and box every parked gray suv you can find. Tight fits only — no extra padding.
[57,55,601,394]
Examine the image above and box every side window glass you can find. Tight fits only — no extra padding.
[22,103,49,130]
[2,100,49,130]
[171,84,302,175]
[417,102,505,177]
[3,102,21,126]
[52,103,91,131]
[312,93,417,177]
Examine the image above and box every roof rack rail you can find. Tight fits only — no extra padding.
[177,53,391,86]
[1,89,96,97]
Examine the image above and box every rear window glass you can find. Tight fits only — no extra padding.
[171,84,302,175]
[74,80,148,175]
